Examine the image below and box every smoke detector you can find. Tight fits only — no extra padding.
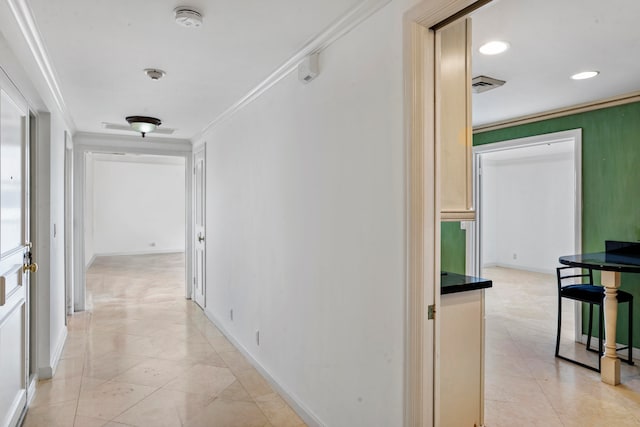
[472,75,506,94]
[144,69,166,81]
[174,7,203,28]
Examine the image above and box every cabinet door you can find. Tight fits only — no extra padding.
[437,18,475,221]
[440,290,484,426]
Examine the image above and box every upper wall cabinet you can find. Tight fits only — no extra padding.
[436,18,475,221]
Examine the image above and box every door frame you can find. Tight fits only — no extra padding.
[192,143,206,309]
[71,133,193,311]
[64,131,73,317]
[403,0,485,424]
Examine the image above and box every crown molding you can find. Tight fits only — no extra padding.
[7,0,76,132]
[191,0,392,142]
[473,90,640,134]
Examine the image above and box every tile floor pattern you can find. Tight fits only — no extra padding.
[23,254,306,427]
[483,266,640,426]
[24,258,640,427]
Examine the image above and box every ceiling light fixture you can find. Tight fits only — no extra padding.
[571,71,599,80]
[125,116,162,138]
[479,41,510,55]
[174,7,203,28]
[144,68,166,81]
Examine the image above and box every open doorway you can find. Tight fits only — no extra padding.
[471,129,582,279]
[71,136,193,313]
[82,153,187,309]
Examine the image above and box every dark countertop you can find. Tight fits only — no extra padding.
[441,271,493,295]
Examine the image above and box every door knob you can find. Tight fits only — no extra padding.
[23,263,38,273]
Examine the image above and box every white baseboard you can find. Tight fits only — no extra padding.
[38,326,67,379]
[27,375,37,405]
[85,254,97,269]
[483,262,554,275]
[94,249,185,257]
[203,308,325,427]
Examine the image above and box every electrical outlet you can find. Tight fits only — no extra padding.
[230,309,233,321]
[513,253,517,260]
[256,330,260,346]
[150,242,156,247]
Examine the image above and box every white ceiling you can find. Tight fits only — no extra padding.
[471,0,640,126]
[24,0,365,140]
[4,0,640,139]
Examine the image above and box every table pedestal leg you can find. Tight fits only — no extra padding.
[601,270,621,385]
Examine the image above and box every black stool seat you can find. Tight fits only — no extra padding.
[561,285,633,304]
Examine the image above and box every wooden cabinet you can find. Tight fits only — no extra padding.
[437,18,475,221]
[440,289,485,426]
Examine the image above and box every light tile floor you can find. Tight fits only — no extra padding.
[483,267,640,426]
[23,253,306,427]
[26,258,640,426]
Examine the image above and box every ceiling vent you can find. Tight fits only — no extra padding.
[472,75,506,94]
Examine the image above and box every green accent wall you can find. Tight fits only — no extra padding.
[474,101,640,345]
[441,222,466,275]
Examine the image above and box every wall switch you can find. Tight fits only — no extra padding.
[230,309,233,321]
[256,330,260,346]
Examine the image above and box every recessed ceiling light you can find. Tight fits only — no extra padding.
[479,41,510,55]
[571,71,599,80]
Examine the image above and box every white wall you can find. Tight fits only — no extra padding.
[90,155,185,256]
[481,146,575,273]
[195,1,415,425]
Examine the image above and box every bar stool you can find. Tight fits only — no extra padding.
[555,266,634,372]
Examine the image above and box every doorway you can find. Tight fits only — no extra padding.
[72,138,193,312]
[471,129,582,331]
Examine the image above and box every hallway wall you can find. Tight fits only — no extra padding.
[195,0,415,425]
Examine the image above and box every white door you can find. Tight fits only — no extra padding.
[193,148,206,309]
[0,86,33,427]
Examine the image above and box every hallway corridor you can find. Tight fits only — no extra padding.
[23,254,306,427]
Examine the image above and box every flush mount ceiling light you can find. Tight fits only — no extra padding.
[174,7,203,28]
[571,71,599,80]
[143,68,166,81]
[479,40,510,55]
[125,116,162,138]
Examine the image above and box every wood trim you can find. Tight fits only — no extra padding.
[404,20,429,426]
[441,210,475,221]
[473,91,640,133]
[404,1,481,426]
